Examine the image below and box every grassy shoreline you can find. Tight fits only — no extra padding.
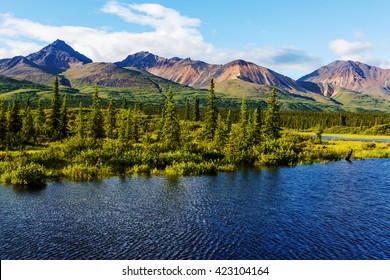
[0,132,389,188]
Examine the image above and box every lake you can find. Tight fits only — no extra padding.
[1,159,389,260]
[322,135,390,142]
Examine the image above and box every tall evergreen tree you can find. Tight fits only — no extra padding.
[204,79,218,139]
[7,98,22,135]
[6,98,22,146]
[213,113,228,149]
[193,96,200,122]
[35,99,46,140]
[185,98,190,121]
[225,110,232,134]
[118,109,127,142]
[59,94,69,140]
[121,97,129,110]
[22,98,35,143]
[49,77,61,140]
[239,96,248,140]
[251,101,262,145]
[161,87,180,149]
[0,101,7,142]
[124,107,133,142]
[89,87,105,139]
[132,106,140,143]
[107,98,117,139]
[264,86,281,140]
[77,102,85,139]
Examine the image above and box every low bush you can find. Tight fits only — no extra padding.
[10,162,47,187]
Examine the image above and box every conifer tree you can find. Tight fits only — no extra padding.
[49,77,61,140]
[251,102,262,145]
[239,96,248,141]
[121,97,129,110]
[125,107,133,142]
[204,79,218,139]
[193,96,200,122]
[0,101,7,142]
[161,87,180,149]
[225,110,232,134]
[7,98,22,135]
[22,98,35,143]
[6,98,22,146]
[35,100,46,140]
[59,94,69,140]
[89,87,105,139]
[264,86,281,140]
[213,113,228,148]
[77,102,84,139]
[118,109,127,142]
[185,98,190,121]
[107,98,117,139]
[132,106,140,143]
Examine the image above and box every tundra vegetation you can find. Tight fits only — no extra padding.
[0,78,389,187]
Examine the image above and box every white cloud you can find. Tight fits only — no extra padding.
[0,1,321,78]
[329,39,373,61]
[0,3,214,62]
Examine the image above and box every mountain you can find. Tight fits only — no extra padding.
[26,39,92,70]
[298,60,390,98]
[116,53,306,92]
[63,62,191,93]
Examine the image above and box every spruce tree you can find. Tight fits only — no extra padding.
[125,107,133,142]
[213,113,228,149]
[161,87,180,149]
[264,86,281,140]
[225,110,232,134]
[251,101,262,145]
[6,98,22,146]
[239,96,248,141]
[49,77,61,140]
[204,79,218,139]
[35,100,46,140]
[185,98,190,121]
[59,94,69,140]
[22,98,35,143]
[7,98,22,135]
[77,102,84,139]
[107,99,117,139]
[0,101,6,142]
[193,96,200,122]
[132,106,140,143]
[89,87,105,139]
[118,109,127,142]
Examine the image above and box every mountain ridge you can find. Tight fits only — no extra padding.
[0,39,389,112]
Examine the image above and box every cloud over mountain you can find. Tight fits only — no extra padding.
[0,1,323,77]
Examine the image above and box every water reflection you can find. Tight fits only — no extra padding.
[0,159,389,260]
[12,183,47,194]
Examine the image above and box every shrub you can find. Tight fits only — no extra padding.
[10,163,47,187]
[362,142,376,150]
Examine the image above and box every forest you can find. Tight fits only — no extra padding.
[0,78,389,188]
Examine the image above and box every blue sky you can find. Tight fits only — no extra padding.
[0,0,389,78]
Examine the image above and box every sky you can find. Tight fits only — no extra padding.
[0,0,389,79]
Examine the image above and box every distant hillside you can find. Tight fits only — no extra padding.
[298,60,390,98]
[0,56,58,85]
[63,62,193,93]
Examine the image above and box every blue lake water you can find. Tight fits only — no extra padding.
[322,136,390,142]
[1,159,389,260]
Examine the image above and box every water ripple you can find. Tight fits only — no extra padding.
[0,159,389,259]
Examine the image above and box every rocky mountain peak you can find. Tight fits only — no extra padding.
[26,39,92,71]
